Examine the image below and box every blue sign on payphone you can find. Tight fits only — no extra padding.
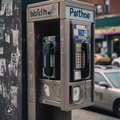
[66,6,94,22]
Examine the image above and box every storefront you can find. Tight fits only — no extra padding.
[95,16,120,57]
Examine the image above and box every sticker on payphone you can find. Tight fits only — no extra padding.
[78,29,87,37]
[74,25,88,37]
[74,70,81,80]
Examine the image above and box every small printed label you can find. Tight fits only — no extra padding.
[74,70,81,80]
[73,86,80,102]
[76,25,86,30]
[76,40,82,43]
[44,84,50,96]
[76,40,82,48]
[76,43,82,48]
[74,29,78,36]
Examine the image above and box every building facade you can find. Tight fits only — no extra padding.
[79,0,120,57]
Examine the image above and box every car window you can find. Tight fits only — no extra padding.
[95,72,106,84]
[105,72,120,88]
[99,54,108,58]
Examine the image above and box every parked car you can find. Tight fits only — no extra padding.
[112,57,120,67]
[94,53,111,65]
[94,65,120,118]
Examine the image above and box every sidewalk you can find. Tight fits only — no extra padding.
[72,109,119,120]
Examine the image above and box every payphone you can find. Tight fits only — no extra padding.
[27,0,95,113]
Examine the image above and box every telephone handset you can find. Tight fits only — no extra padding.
[44,41,53,76]
[43,36,60,79]
[82,41,90,78]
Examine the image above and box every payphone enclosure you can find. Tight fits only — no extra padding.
[27,0,95,111]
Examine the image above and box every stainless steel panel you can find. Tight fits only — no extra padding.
[28,102,36,120]
[27,22,36,102]
[38,79,61,102]
[60,19,70,110]
[38,98,61,107]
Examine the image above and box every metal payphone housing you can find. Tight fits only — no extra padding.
[27,0,95,113]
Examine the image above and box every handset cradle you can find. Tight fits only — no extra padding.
[82,41,90,78]
[44,41,53,76]
[43,36,60,79]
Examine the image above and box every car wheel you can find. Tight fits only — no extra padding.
[114,100,120,118]
[114,62,119,67]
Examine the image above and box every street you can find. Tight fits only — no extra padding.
[72,107,120,120]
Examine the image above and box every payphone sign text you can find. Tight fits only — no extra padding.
[66,6,94,22]
[28,3,58,20]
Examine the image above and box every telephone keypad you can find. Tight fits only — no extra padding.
[76,48,82,69]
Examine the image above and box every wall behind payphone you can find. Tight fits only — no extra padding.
[0,1,22,120]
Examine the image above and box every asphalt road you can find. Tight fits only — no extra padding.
[72,107,120,120]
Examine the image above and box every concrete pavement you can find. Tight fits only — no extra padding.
[72,109,119,120]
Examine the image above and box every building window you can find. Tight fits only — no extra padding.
[95,4,102,14]
[104,0,110,13]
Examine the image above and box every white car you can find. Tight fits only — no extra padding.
[94,65,120,118]
[112,57,120,67]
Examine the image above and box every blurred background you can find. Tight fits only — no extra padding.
[79,0,120,58]
[78,0,120,67]
[73,1,120,120]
